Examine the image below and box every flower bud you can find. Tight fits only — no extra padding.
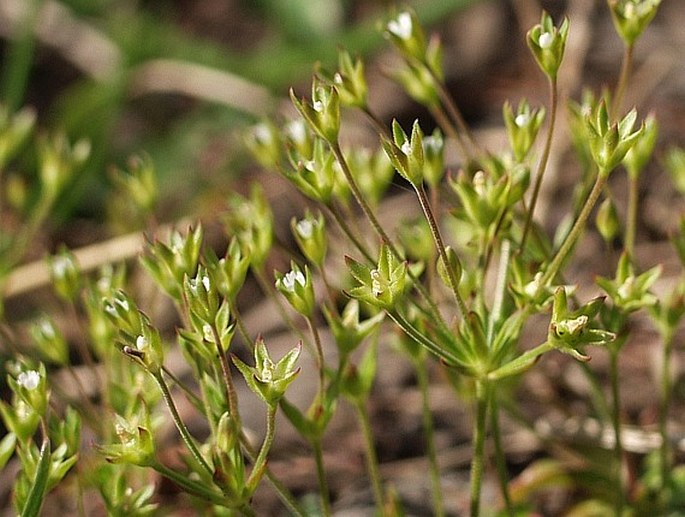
[595,197,621,244]
[382,119,425,186]
[30,315,69,366]
[275,262,315,317]
[290,77,340,144]
[503,99,546,162]
[527,12,569,80]
[608,0,661,46]
[292,211,327,267]
[48,247,81,303]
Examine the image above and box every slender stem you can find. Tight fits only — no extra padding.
[161,365,204,409]
[612,44,634,118]
[609,349,624,515]
[625,175,639,257]
[211,323,241,427]
[313,438,332,517]
[230,300,255,351]
[306,317,326,403]
[152,461,230,507]
[362,106,390,138]
[238,433,307,517]
[330,141,399,258]
[429,103,469,163]
[487,239,511,345]
[388,310,462,366]
[325,202,375,263]
[520,77,558,251]
[540,174,607,289]
[354,399,384,509]
[659,330,674,495]
[246,404,277,491]
[153,371,213,478]
[470,380,489,517]
[489,394,513,516]
[415,353,445,517]
[432,74,481,160]
[415,183,467,318]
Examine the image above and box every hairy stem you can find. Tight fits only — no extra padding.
[153,371,213,478]
[625,175,639,257]
[415,183,467,318]
[612,44,634,118]
[609,350,625,515]
[313,438,332,516]
[659,330,674,495]
[355,399,384,510]
[470,380,489,517]
[540,173,607,289]
[521,77,558,251]
[415,352,445,517]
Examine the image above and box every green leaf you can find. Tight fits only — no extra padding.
[21,437,51,517]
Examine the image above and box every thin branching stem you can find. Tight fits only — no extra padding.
[153,370,213,478]
[659,329,675,499]
[540,173,607,289]
[355,399,384,510]
[470,380,489,517]
[306,317,326,403]
[625,175,639,257]
[521,76,558,251]
[325,202,375,264]
[429,104,469,163]
[490,393,514,516]
[415,183,467,318]
[609,349,625,515]
[313,438,332,516]
[210,323,242,428]
[612,44,634,118]
[415,352,445,517]
[246,404,277,490]
[330,141,399,258]
[431,73,481,160]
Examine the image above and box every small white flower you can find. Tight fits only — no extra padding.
[312,100,324,113]
[523,272,544,299]
[333,72,344,85]
[388,12,413,41]
[201,275,211,292]
[202,323,215,343]
[285,120,307,144]
[423,134,443,153]
[136,335,148,351]
[515,113,531,128]
[303,160,317,172]
[282,270,306,292]
[538,32,554,49]
[38,318,56,338]
[17,370,41,391]
[253,123,272,144]
[401,141,412,156]
[52,256,71,278]
[296,219,314,239]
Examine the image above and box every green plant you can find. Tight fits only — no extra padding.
[2,1,684,515]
